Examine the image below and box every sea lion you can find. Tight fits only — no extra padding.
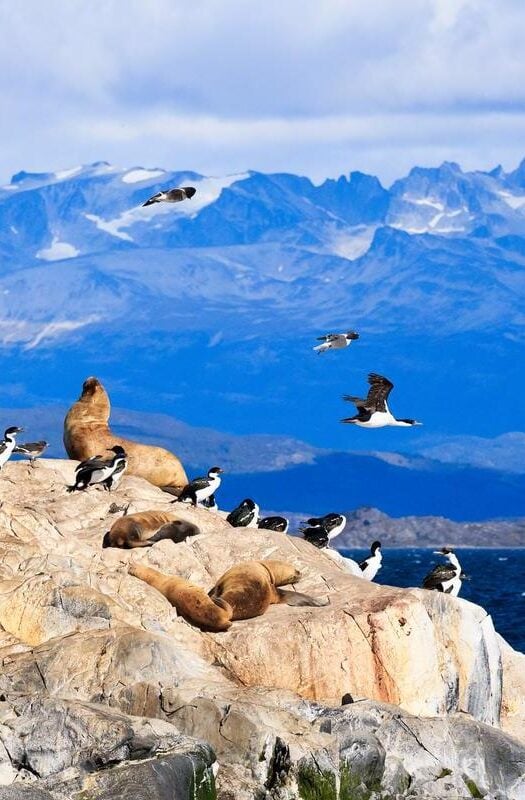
[128,563,232,632]
[63,377,188,493]
[103,510,200,549]
[208,559,329,620]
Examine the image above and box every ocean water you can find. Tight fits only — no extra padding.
[340,547,525,654]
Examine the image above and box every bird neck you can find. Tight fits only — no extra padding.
[446,552,460,570]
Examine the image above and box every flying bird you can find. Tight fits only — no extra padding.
[0,426,24,470]
[14,440,49,466]
[341,373,422,428]
[359,541,382,581]
[313,331,359,354]
[257,516,289,533]
[226,498,260,528]
[142,186,197,207]
[422,547,464,597]
[175,467,223,506]
[68,446,128,492]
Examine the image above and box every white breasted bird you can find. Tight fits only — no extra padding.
[0,426,24,470]
[301,513,347,548]
[341,373,422,428]
[175,467,224,506]
[258,516,289,533]
[422,547,463,597]
[68,446,127,492]
[227,498,260,528]
[313,330,359,354]
[359,541,382,581]
[14,440,49,466]
[142,186,196,206]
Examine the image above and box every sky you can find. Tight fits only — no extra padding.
[1,0,524,185]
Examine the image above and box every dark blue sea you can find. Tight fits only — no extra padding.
[340,547,525,653]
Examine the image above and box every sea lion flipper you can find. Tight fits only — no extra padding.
[277,589,330,607]
[147,521,200,545]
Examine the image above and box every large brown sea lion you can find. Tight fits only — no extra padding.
[128,563,232,632]
[103,510,200,549]
[129,559,328,632]
[208,559,329,620]
[63,377,188,493]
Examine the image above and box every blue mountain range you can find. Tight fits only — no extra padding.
[0,159,524,521]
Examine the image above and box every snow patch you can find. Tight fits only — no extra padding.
[403,195,445,211]
[498,190,525,210]
[0,316,100,349]
[122,168,166,184]
[85,213,133,242]
[36,237,80,261]
[54,166,82,180]
[86,173,249,239]
[329,225,377,260]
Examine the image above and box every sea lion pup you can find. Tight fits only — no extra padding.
[128,563,232,632]
[208,559,329,621]
[103,510,200,549]
[63,377,188,493]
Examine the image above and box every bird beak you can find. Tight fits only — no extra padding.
[414,422,423,426]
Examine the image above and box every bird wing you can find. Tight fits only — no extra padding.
[227,506,251,526]
[142,192,163,206]
[187,476,212,492]
[422,564,457,589]
[166,188,185,202]
[303,528,329,548]
[358,557,369,571]
[365,373,394,413]
[111,459,127,475]
[0,441,9,456]
[14,440,47,453]
[316,333,343,343]
[76,455,109,472]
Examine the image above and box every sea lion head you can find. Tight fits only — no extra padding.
[261,559,301,586]
[81,377,102,397]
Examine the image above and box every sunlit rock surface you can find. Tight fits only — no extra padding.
[0,459,523,798]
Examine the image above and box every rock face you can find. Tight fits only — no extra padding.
[0,459,523,799]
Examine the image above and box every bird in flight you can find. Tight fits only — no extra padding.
[313,331,359,354]
[142,186,197,206]
[341,373,422,428]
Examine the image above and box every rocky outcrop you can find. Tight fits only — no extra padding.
[0,459,523,798]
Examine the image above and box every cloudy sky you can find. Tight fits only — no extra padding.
[1,0,524,184]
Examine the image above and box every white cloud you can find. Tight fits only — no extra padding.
[0,1,524,183]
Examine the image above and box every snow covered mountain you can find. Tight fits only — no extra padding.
[0,158,524,515]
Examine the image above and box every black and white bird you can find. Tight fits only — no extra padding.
[422,547,463,597]
[14,440,49,466]
[199,493,219,512]
[359,541,382,581]
[302,513,346,548]
[68,446,127,492]
[226,498,260,528]
[142,186,197,207]
[258,516,289,533]
[0,426,24,470]
[313,331,359,354]
[341,373,422,428]
[175,467,223,506]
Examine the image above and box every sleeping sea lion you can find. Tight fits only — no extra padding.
[63,377,187,493]
[103,510,200,549]
[128,563,232,632]
[208,559,329,620]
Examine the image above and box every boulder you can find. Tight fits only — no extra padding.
[0,459,523,798]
